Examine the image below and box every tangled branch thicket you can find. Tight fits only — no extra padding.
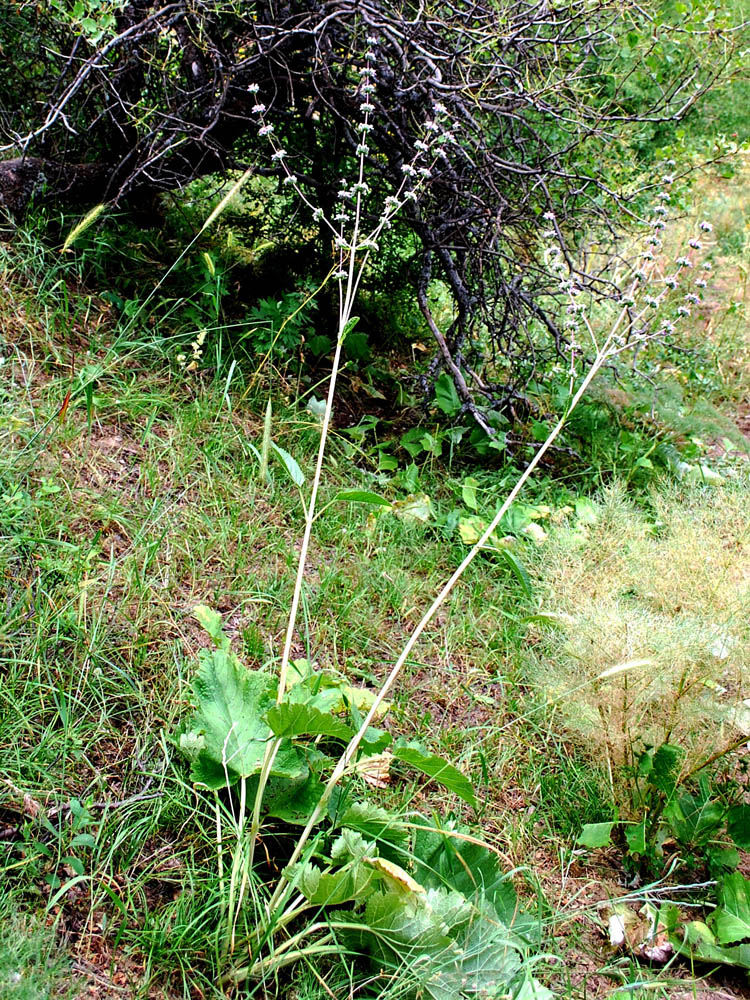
[0,1,731,419]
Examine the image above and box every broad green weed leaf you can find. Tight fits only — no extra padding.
[577,822,615,849]
[187,649,278,786]
[270,441,305,486]
[266,702,353,741]
[677,920,750,969]
[712,873,750,945]
[625,818,647,856]
[393,746,477,810]
[728,805,750,850]
[433,373,461,417]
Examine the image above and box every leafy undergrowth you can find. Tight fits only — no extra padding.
[1,160,749,998]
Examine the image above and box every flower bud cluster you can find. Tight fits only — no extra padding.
[244,35,454,289]
[539,157,715,374]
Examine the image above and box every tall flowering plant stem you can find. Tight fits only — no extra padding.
[228,52,450,942]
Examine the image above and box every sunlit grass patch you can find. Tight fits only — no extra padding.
[524,481,750,811]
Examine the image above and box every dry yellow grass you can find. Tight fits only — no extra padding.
[526,481,750,809]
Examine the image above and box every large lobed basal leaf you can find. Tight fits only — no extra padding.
[182,647,307,790]
[360,885,525,1000]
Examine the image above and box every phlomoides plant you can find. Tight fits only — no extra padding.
[172,39,724,996]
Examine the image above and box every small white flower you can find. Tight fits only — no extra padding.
[335,237,349,248]
[271,149,286,160]
[646,296,658,308]
[666,158,676,167]
[642,250,655,261]
[695,278,708,288]
[662,174,674,185]
[660,320,675,334]
[356,144,369,155]
[283,174,297,185]
[647,236,662,247]
[258,124,273,136]
[414,140,429,152]
[424,120,439,132]
[334,269,348,280]
[434,102,448,115]
[688,238,702,250]
[359,239,378,251]
[366,35,378,45]
[543,211,555,221]
[654,205,668,215]
[685,292,700,304]
[247,83,260,94]
[676,256,692,268]
[359,66,376,78]
[333,211,350,221]
[677,305,691,316]
[365,51,377,62]
[702,261,712,271]
[357,122,374,133]
[401,163,416,176]
[699,220,713,232]
[252,103,267,115]
[338,188,352,200]
[634,269,647,281]
[384,195,399,209]
[621,296,635,307]
[404,190,418,201]
[657,191,670,201]
[418,167,432,178]
[312,207,324,221]
[360,102,375,113]
[652,219,666,230]
[665,275,678,289]
[360,83,376,95]
[352,181,370,193]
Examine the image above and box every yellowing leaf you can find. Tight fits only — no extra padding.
[365,857,425,894]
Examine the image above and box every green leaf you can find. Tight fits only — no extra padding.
[270,441,305,486]
[393,746,477,810]
[286,858,376,905]
[360,887,522,1000]
[497,548,533,598]
[434,373,461,417]
[625,818,647,856]
[461,476,479,511]
[677,920,750,969]
[339,315,360,344]
[333,489,391,507]
[712,873,750,945]
[728,805,750,850]
[413,820,525,933]
[577,822,615,849]
[184,649,307,790]
[192,604,231,650]
[266,702,353,741]
[329,799,409,863]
